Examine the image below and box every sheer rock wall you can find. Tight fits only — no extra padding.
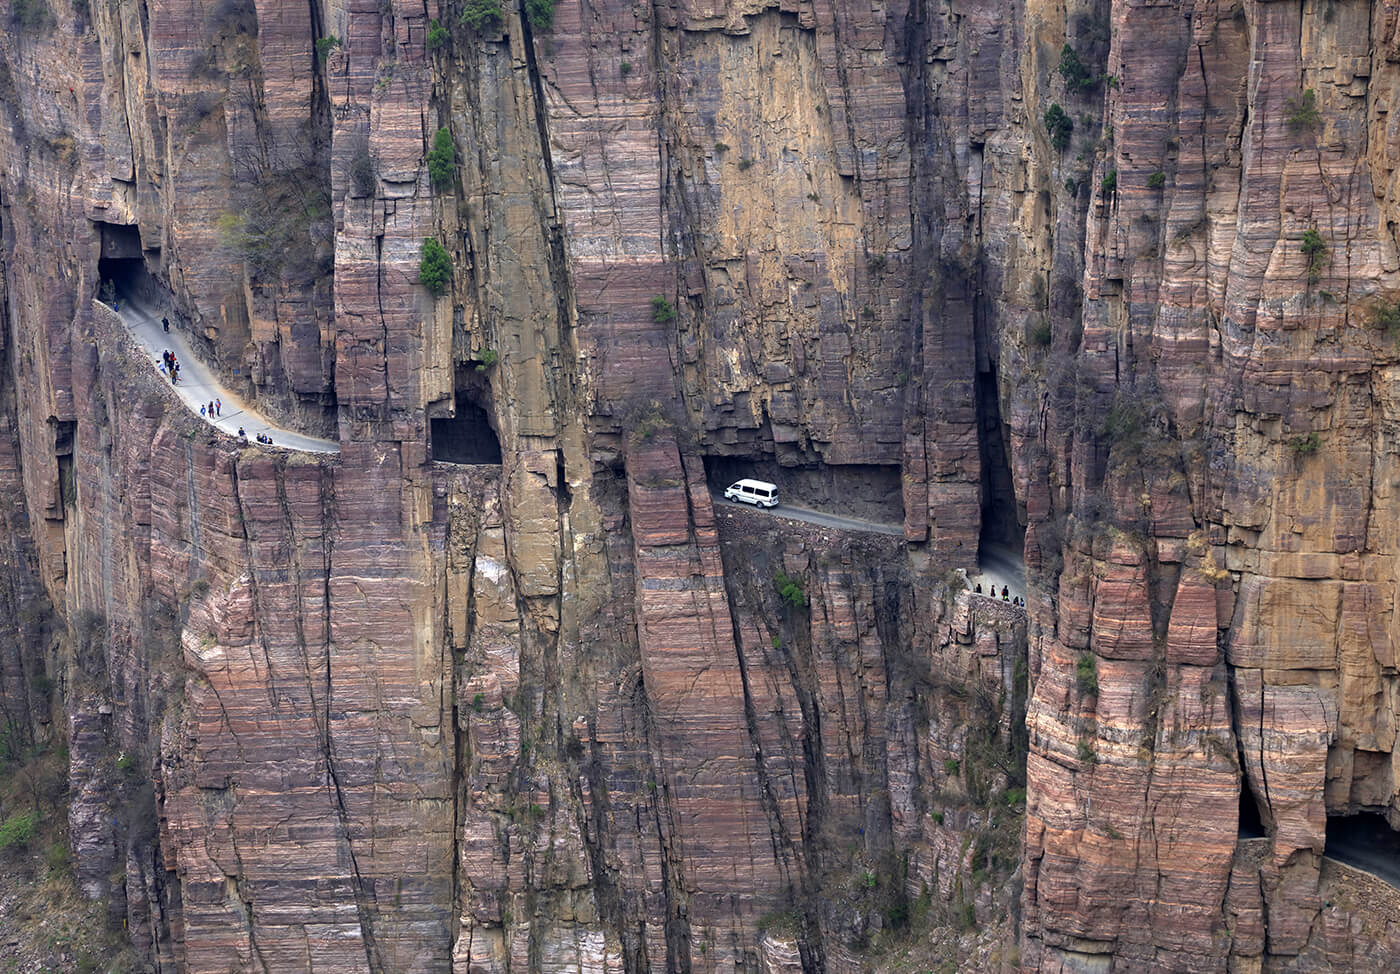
[3,0,1400,969]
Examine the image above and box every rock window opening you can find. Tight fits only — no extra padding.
[1325,811,1400,886]
[1238,772,1266,839]
[700,456,904,524]
[54,419,76,512]
[429,365,502,464]
[95,221,158,304]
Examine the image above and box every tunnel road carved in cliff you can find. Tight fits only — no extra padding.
[111,294,340,454]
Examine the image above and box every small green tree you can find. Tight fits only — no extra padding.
[1285,89,1321,133]
[315,35,342,62]
[426,127,455,190]
[1289,432,1320,455]
[426,19,449,49]
[460,0,501,30]
[1076,653,1098,694]
[1147,170,1166,189]
[1044,103,1073,151]
[419,238,452,296]
[1100,169,1117,194]
[1301,227,1327,283]
[650,295,676,323]
[774,571,807,608]
[1370,298,1400,337]
[1057,44,1096,91]
[0,810,39,851]
[525,0,555,29]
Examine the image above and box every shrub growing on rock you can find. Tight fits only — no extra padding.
[419,238,452,296]
[774,571,807,608]
[1285,88,1320,133]
[1044,103,1073,151]
[426,126,455,190]
[1301,227,1327,282]
[461,0,501,30]
[0,810,38,851]
[1148,170,1166,189]
[650,295,676,323]
[315,35,341,62]
[1369,298,1400,336]
[1057,44,1097,92]
[426,19,449,49]
[1289,432,1320,456]
[1100,169,1117,194]
[525,0,555,30]
[1076,652,1098,694]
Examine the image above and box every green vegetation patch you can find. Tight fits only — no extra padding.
[427,126,456,190]
[419,238,452,295]
[461,0,502,30]
[1044,102,1073,151]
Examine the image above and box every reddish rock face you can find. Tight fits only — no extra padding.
[5,0,1400,967]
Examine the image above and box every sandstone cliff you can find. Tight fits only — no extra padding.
[0,0,1398,969]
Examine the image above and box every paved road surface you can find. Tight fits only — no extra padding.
[712,496,905,537]
[115,294,339,454]
[1325,816,1400,889]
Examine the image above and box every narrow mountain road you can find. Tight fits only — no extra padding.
[711,496,905,537]
[114,294,339,454]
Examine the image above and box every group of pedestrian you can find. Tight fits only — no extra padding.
[160,349,180,384]
[236,427,272,445]
[972,583,1024,607]
[153,323,282,448]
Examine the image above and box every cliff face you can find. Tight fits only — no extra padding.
[1011,0,1400,969]
[2,0,1399,970]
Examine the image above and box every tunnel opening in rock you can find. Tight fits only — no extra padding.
[701,456,903,523]
[975,363,1023,554]
[1238,773,1266,838]
[430,364,502,464]
[1325,811,1400,884]
[96,222,160,303]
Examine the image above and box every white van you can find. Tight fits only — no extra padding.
[724,479,779,508]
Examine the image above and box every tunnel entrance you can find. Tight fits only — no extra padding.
[96,221,160,305]
[1326,811,1400,887]
[975,364,1024,552]
[1238,773,1266,839]
[430,364,502,465]
[700,456,903,524]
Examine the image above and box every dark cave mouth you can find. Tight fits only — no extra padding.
[1238,773,1267,839]
[700,455,904,523]
[96,221,158,301]
[429,365,502,465]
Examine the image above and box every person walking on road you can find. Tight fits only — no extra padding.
[162,316,170,333]
[200,405,206,418]
[215,398,221,416]
[238,427,246,438]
